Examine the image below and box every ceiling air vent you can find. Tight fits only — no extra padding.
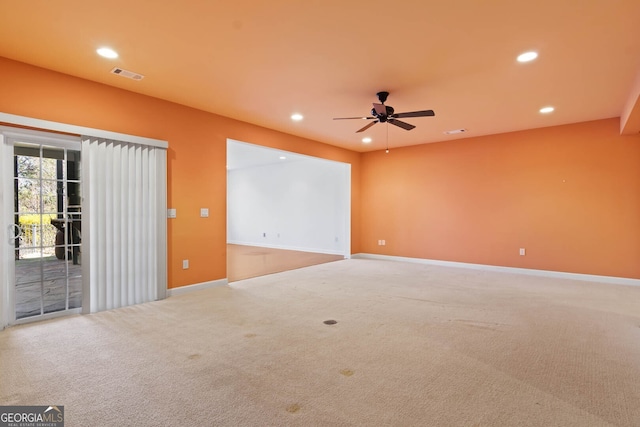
[110,67,144,81]
[444,128,466,135]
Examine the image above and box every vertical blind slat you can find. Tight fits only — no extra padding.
[97,142,107,312]
[120,145,128,308]
[112,143,121,308]
[105,141,114,310]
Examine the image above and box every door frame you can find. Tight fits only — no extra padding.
[0,126,82,327]
[0,112,168,330]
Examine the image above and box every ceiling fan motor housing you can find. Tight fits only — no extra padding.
[371,105,394,120]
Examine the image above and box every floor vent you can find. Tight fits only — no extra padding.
[110,67,144,81]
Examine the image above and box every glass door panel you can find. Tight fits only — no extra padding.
[13,143,82,320]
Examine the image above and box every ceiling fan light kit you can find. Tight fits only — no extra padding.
[333,91,435,133]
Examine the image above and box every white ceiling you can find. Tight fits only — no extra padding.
[1,0,639,152]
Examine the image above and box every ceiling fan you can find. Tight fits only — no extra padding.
[333,91,435,133]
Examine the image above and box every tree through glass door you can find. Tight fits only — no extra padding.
[14,143,82,320]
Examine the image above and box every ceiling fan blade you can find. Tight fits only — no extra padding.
[392,110,435,119]
[333,116,375,120]
[373,103,387,115]
[356,120,378,133]
[388,118,415,131]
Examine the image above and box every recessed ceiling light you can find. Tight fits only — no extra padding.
[97,47,118,59]
[362,137,372,143]
[291,113,303,121]
[517,51,538,63]
[279,156,287,160]
[539,106,554,114]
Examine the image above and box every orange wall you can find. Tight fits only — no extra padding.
[361,118,640,278]
[2,56,639,282]
[0,57,361,288]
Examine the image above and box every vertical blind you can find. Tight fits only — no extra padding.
[82,137,167,313]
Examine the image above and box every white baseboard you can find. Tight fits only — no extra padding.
[167,278,228,297]
[353,253,640,287]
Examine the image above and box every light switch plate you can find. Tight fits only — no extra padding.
[200,208,209,218]
[167,208,177,219]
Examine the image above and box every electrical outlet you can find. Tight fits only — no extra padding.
[200,208,209,218]
[182,259,189,269]
[167,208,176,219]
[519,248,525,256]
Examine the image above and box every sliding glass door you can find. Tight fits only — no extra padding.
[1,118,167,328]
[1,129,83,323]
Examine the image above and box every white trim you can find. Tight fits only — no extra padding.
[0,112,168,149]
[0,126,81,148]
[167,279,228,297]
[0,133,10,329]
[353,253,640,287]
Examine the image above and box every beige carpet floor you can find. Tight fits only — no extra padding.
[1,259,639,426]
